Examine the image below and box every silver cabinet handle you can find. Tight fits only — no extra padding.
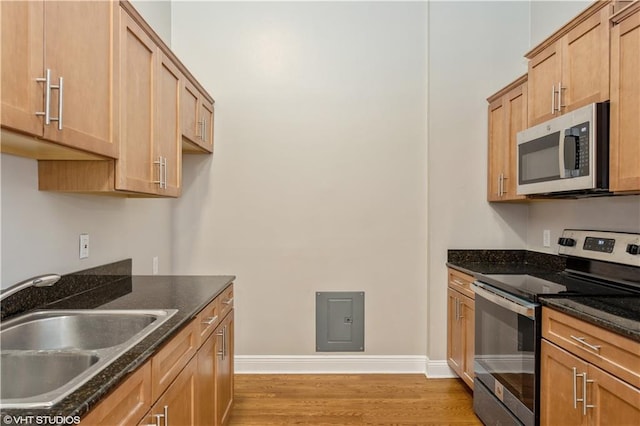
[198,119,204,141]
[223,324,228,357]
[222,297,234,305]
[36,69,52,124]
[202,315,218,325]
[572,367,581,409]
[163,157,167,189]
[163,405,169,426]
[551,84,556,115]
[570,335,601,352]
[583,373,595,416]
[452,279,465,287]
[557,81,564,112]
[217,326,226,360]
[154,157,168,189]
[202,117,207,143]
[575,370,586,413]
[50,76,63,130]
[154,157,163,188]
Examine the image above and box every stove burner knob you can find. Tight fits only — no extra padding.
[626,244,640,255]
[558,237,576,247]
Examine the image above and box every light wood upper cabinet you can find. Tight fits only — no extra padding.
[155,51,182,197]
[38,6,183,197]
[182,79,215,153]
[610,2,640,193]
[487,75,528,202]
[0,0,118,159]
[526,2,613,126]
[117,9,157,194]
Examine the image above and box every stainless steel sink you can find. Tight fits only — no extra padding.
[1,351,100,400]
[0,309,177,409]
[1,311,158,350]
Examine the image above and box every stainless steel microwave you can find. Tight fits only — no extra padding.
[516,102,609,196]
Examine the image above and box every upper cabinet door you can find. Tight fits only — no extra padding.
[560,7,610,113]
[117,9,157,194]
[0,0,44,137]
[487,75,527,202]
[610,3,640,193]
[527,43,562,126]
[42,0,118,157]
[526,2,613,127]
[181,78,215,153]
[156,51,182,197]
[1,0,118,158]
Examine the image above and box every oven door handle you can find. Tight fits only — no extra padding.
[473,283,537,320]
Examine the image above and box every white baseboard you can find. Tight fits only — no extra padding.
[235,355,457,377]
[425,359,457,378]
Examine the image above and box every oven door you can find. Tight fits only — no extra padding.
[473,282,540,426]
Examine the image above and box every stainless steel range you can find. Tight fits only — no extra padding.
[472,229,640,426]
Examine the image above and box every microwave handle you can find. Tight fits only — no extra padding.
[560,131,580,179]
[559,131,567,178]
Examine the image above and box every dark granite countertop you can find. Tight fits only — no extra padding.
[446,249,566,277]
[447,249,640,343]
[540,297,640,342]
[0,261,235,424]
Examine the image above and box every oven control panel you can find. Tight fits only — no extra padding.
[558,229,640,267]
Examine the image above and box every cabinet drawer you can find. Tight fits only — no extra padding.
[151,320,198,401]
[196,296,221,346]
[448,269,475,299]
[80,363,151,426]
[219,284,234,319]
[542,307,640,387]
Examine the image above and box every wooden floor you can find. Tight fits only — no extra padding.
[228,374,482,425]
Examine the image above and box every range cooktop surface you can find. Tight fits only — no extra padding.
[479,272,636,302]
[476,230,640,302]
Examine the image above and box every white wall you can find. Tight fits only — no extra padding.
[0,1,174,288]
[171,1,429,356]
[529,0,592,47]
[426,1,530,363]
[131,0,172,46]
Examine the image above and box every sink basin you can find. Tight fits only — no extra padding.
[1,311,158,350]
[0,309,177,408]
[1,352,100,400]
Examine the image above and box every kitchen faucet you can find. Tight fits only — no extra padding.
[0,274,61,303]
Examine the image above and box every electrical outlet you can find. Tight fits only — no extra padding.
[543,230,551,247]
[79,234,89,259]
[152,256,159,275]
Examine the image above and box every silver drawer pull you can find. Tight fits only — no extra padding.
[202,315,218,325]
[222,297,234,305]
[570,335,601,352]
[452,279,466,286]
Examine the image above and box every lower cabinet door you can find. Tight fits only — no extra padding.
[140,358,197,426]
[197,332,219,425]
[216,313,234,426]
[540,340,589,426]
[587,363,640,426]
